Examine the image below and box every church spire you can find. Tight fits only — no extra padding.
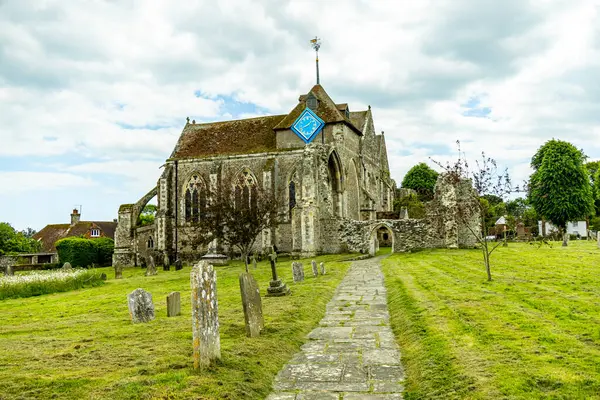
[310,36,321,85]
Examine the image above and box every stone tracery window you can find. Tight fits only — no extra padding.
[147,236,154,249]
[234,169,257,211]
[184,174,206,223]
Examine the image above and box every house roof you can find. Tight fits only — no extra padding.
[170,114,285,159]
[33,221,117,252]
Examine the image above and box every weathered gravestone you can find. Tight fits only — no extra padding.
[191,261,221,369]
[100,273,107,281]
[266,248,290,297]
[62,262,72,271]
[163,252,170,271]
[311,260,318,277]
[5,264,14,276]
[252,256,257,270]
[320,262,326,275]
[114,265,123,279]
[127,288,155,323]
[292,262,304,282]
[140,257,147,269]
[145,256,157,276]
[239,272,264,337]
[167,291,181,317]
[175,259,183,271]
[0,256,16,276]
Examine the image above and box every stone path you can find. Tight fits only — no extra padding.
[267,256,404,400]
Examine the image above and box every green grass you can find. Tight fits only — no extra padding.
[0,255,351,400]
[0,269,105,300]
[381,240,600,400]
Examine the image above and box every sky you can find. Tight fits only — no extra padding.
[1,0,599,231]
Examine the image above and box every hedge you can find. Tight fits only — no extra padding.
[55,237,114,268]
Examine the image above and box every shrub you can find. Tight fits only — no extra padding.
[55,237,114,268]
[0,269,105,300]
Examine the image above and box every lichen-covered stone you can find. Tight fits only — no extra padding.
[62,262,72,271]
[320,262,326,275]
[167,291,181,317]
[292,262,304,282]
[191,261,221,369]
[175,259,183,271]
[145,256,157,276]
[127,288,155,323]
[239,272,264,337]
[311,260,318,277]
[114,265,123,279]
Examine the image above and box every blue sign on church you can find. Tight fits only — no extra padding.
[291,107,325,144]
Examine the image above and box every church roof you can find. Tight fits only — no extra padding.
[170,114,285,159]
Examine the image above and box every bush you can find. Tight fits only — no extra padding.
[55,237,114,268]
[0,269,105,300]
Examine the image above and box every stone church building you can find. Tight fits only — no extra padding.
[113,84,478,267]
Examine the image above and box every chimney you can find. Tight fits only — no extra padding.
[71,209,80,226]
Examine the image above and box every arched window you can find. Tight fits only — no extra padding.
[289,181,296,218]
[147,236,154,249]
[234,169,257,211]
[184,174,206,223]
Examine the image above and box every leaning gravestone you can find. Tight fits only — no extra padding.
[145,256,157,276]
[114,265,123,279]
[239,272,264,337]
[191,261,221,369]
[127,288,155,323]
[292,262,304,282]
[311,260,318,277]
[320,262,326,275]
[175,259,183,271]
[167,291,181,317]
[62,262,72,271]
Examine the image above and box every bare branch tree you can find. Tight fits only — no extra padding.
[432,141,515,281]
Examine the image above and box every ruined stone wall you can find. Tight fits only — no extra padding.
[134,225,156,263]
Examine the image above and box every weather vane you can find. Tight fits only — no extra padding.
[310,36,321,85]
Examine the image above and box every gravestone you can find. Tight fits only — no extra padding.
[127,288,155,323]
[320,262,326,275]
[163,253,170,271]
[292,262,304,282]
[114,265,123,279]
[266,248,290,297]
[311,260,318,277]
[5,264,14,276]
[252,256,257,270]
[191,261,221,369]
[145,256,157,276]
[140,257,147,269]
[175,259,183,271]
[239,272,264,337]
[100,273,107,281]
[167,291,181,317]
[62,262,72,271]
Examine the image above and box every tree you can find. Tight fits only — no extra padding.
[401,162,439,200]
[432,142,513,281]
[393,193,426,219]
[529,139,594,246]
[138,204,157,226]
[0,222,41,255]
[585,161,600,217]
[194,177,280,272]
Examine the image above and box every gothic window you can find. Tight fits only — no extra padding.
[289,181,296,218]
[234,169,257,211]
[184,174,206,223]
[147,236,154,249]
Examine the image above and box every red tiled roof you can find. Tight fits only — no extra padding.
[33,221,117,252]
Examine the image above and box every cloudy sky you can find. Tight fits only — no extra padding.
[1,0,599,230]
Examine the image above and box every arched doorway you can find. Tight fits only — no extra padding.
[327,151,343,217]
[369,224,394,256]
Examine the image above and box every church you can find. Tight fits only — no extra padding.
[113,83,397,266]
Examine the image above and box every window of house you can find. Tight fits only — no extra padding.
[572,221,578,227]
[90,229,100,237]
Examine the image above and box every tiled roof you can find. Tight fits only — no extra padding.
[349,111,368,133]
[170,115,285,159]
[33,221,117,252]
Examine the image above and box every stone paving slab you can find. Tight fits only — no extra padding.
[267,256,404,399]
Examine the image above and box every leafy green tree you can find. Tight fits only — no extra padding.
[585,161,600,216]
[137,204,157,226]
[529,139,594,246]
[393,193,426,219]
[401,162,439,200]
[0,223,41,255]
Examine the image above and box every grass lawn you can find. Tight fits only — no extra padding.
[382,240,600,400]
[0,254,352,400]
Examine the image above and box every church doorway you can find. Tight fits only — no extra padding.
[369,224,394,256]
[327,152,343,217]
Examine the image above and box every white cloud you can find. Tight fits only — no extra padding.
[0,172,97,194]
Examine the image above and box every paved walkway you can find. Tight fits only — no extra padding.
[267,256,404,400]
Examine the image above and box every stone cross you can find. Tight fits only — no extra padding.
[167,291,181,317]
[127,288,155,323]
[239,272,264,337]
[320,262,326,275]
[191,261,221,369]
[269,249,278,281]
[266,249,291,297]
[145,256,157,276]
[292,262,304,282]
[311,260,318,277]
[114,265,123,279]
[175,259,183,271]
[62,262,72,271]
